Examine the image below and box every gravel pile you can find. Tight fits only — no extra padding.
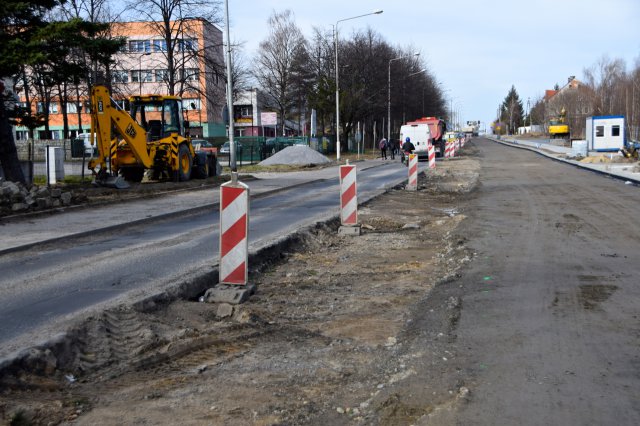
[259,145,331,166]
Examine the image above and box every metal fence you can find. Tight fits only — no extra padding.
[7,135,338,182]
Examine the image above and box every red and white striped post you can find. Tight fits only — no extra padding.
[428,142,436,169]
[339,162,360,235]
[444,140,450,158]
[407,153,418,191]
[219,173,249,285]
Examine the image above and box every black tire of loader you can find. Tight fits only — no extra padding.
[178,144,192,181]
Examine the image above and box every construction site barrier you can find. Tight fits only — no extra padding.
[428,143,436,169]
[407,153,418,191]
[339,164,358,225]
[219,175,249,285]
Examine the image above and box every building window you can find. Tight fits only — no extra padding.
[113,99,129,110]
[39,130,61,139]
[182,68,199,81]
[153,39,167,52]
[612,125,620,137]
[132,70,153,83]
[182,99,200,110]
[155,69,169,82]
[37,102,58,114]
[129,40,151,53]
[66,103,78,113]
[595,125,604,137]
[178,38,198,52]
[112,70,129,83]
[239,106,252,117]
[16,130,28,141]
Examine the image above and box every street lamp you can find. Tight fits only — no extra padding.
[223,0,237,171]
[402,68,426,123]
[138,51,151,95]
[388,52,420,142]
[334,9,383,161]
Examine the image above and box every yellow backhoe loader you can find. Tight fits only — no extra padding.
[548,107,570,139]
[88,85,217,188]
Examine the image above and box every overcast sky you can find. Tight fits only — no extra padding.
[227,0,640,129]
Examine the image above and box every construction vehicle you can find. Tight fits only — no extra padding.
[549,107,570,139]
[403,117,447,157]
[88,85,218,188]
[399,120,433,161]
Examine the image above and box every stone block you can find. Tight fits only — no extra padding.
[61,192,72,205]
[216,303,235,318]
[203,283,256,305]
[11,203,28,212]
[338,225,361,236]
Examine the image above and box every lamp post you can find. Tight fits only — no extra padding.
[138,51,151,95]
[388,53,420,142]
[223,0,237,171]
[401,68,426,123]
[334,9,383,161]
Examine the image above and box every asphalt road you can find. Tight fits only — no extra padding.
[0,161,408,349]
[443,138,640,424]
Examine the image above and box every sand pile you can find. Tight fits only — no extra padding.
[259,145,331,166]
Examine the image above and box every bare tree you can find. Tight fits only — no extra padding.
[253,10,307,136]
[229,43,252,101]
[306,26,336,136]
[583,55,626,115]
[124,0,223,96]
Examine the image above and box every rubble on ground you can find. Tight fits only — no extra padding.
[0,179,77,216]
[259,145,331,166]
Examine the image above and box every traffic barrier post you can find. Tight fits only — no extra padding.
[428,143,436,169]
[407,153,418,191]
[339,162,360,235]
[219,173,249,285]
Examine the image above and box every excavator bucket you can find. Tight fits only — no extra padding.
[94,175,130,189]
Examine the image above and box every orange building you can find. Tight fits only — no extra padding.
[15,18,226,140]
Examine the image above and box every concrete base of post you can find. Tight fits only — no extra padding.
[338,225,361,236]
[203,283,256,305]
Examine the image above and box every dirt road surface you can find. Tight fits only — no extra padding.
[2,139,639,425]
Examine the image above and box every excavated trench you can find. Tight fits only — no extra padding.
[0,151,481,425]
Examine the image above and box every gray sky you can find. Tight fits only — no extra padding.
[228,0,640,129]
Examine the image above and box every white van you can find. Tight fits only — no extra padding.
[399,123,433,160]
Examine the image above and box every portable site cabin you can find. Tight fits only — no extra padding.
[586,116,625,152]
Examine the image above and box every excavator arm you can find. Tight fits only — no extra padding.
[89,85,154,174]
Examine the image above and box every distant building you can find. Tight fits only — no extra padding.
[232,88,272,137]
[14,18,226,140]
[544,76,593,138]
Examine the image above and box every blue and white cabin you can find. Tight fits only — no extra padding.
[586,116,625,152]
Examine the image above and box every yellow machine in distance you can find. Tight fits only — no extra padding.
[88,85,215,188]
[549,107,570,139]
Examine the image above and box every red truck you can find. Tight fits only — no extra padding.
[405,117,447,157]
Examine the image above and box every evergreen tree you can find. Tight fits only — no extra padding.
[500,85,524,135]
[1,0,61,183]
[1,1,123,182]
